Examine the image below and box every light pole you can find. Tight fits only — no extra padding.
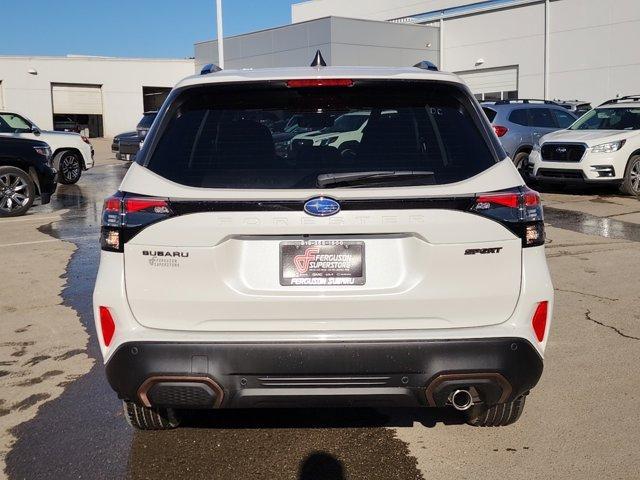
[216,0,225,68]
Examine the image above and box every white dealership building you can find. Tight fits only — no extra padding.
[2,0,637,139]
[0,56,193,137]
[196,0,640,106]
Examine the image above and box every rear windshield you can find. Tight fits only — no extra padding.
[144,81,498,189]
[482,107,497,123]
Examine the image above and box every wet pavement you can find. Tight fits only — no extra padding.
[545,208,640,242]
[2,148,639,479]
[4,159,426,480]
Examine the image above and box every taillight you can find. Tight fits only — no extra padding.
[99,306,116,347]
[286,79,354,88]
[124,198,171,215]
[531,301,548,342]
[473,187,545,247]
[493,125,508,137]
[100,192,173,252]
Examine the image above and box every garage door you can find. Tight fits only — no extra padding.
[456,66,518,101]
[51,84,103,114]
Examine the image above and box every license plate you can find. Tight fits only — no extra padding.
[280,240,365,286]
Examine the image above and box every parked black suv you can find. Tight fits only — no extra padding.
[114,112,158,161]
[0,137,57,217]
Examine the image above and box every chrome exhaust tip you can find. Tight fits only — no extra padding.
[450,389,474,411]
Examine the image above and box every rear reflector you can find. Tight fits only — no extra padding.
[531,301,548,342]
[99,306,116,347]
[493,125,508,137]
[286,79,354,88]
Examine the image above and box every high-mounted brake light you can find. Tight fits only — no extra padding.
[473,187,545,247]
[286,79,354,88]
[493,125,508,137]
[100,193,173,252]
[99,306,116,347]
[531,301,548,342]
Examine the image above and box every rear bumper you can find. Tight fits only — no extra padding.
[105,338,543,409]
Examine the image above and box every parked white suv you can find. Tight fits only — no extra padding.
[93,60,553,430]
[290,110,381,154]
[529,96,640,195]
[0,111,94,184]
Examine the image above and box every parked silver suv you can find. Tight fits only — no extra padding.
[482,100,578,176]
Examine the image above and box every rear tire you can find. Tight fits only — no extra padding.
[0,166,35,217]
[619,154,640,196]
[465,395,526,427]
[123,401,180,430]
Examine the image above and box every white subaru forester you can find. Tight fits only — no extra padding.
[93,58,554,430]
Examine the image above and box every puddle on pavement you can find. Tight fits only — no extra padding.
[545,207,640,242]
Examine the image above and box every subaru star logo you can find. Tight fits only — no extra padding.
[304,197,340,217]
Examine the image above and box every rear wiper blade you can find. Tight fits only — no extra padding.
[317,171,435,188]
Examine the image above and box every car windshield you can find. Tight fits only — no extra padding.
[0,113,31,133]
[138,113,157,129]
[570,107,640,131]
[144,81,498,189]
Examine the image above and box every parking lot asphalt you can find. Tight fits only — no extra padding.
[0,138,639,479]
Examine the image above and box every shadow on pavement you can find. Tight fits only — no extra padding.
[125,406,445,480]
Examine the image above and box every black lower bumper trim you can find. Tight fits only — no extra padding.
[105,338,543,409]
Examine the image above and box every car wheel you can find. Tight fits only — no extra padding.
[465,395,526,427]
[620,154,640,196]
[0,166,35,217]
[122,401,180,430]
[513,151,531,179]
[57,151,82,185]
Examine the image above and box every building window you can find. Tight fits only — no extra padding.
[475,90,519,101]
[143,86,172,112]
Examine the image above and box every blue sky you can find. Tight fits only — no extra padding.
[1,0,298,58]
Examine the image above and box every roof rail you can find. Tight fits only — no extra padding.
[493,99,559,105]
[414,60,438,71]
[599,95,640,106]
[553,99,589,103]
[200,63,222,75]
